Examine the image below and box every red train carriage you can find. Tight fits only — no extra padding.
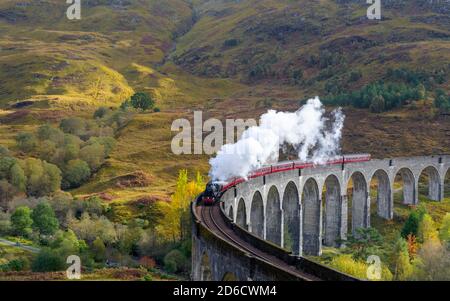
[202,154,371,204]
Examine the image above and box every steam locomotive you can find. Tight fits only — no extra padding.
[201,154,371,205]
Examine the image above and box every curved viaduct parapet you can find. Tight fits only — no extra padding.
[221,155,450,257]
[191,197,357,281]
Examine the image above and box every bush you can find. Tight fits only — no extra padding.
[439,213,450,243]
[31,248,65,272]
[16,132,37,153]
[31,202,59,236]
[11,206,33,237]
[130,92,155,111]
[59,117,86,137]
[401,207,426,239]
[329,254,392,280]
[0,211,11,235]
[80,143,105,171]
[0,258,30,272]
[91,237,106,262]
[0,146,9,157]
[21,158,62,197]
[163,249,187,273]
[93,107,109,119]
[63,159,91,189]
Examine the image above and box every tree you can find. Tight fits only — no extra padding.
[369,95,385,113]
[406,234,418,261]
[130,92,154,111]
[0,211,11,235]
[163,249,187,273]
[345,227,383,260]
[439,213,450,243]
[37,124,65,145]
[31,248,65,272]
[16,132,37,153]
[0,180,16,211]
[21,158,61,197]
[93,107,109,119]
[91,236,106,262]
[401,208,426,238]
[11,206,33,237]
[418,214,439,243]
[412,238,450,280]
[86,137,116,157]
[157,170,203,242]
[63,159,91,189]
[0,146,9,157]
[59,117,86,137]
[31,202,59,236]
[51,229,84,257]
[390,237,413,280]
[80,143,105,171]
[10,163,26,192]
[0,156,17,179]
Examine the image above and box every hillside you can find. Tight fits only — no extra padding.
[0,0,449,201]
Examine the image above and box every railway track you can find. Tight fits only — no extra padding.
[197,202,320,281]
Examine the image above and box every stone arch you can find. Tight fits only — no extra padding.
[369,169,392,220]
[302,178,321,256]
[222,272,238,281]
[236,198,247,230]
[228,205,234,221]
[394,168,416,205]
[347,171,368,234]
[200,252,212,281]
[282,181,300,255]
[265,186,282,245]
[418,166,441,201]
[250,191,264,238]
[322,175,341,247]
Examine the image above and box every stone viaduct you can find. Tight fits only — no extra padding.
[192,155,449,280]
[221,155,450,256]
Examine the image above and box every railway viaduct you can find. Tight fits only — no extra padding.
[192,155,450,281]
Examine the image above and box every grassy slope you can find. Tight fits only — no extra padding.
[0,0,448,207]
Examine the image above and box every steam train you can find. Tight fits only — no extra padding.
[201,154,371,205]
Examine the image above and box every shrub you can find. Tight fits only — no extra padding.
[439,213,450,243]
[418,214,439,243]
[329,254,392,280]
[91,237,106,262]
[0,258,30,272]
[0,211,11,235]
[223,39,240,47]
[390,237,413,280]
[37,124,65,145]
[11,206,33,237]
[80,143,105,171]
[93,107,109,119]
[60,117,87,137]
[31,248,65,272]
[16,132,37,153]
[21,158,62,197]
[63,159,91,189]
[130,92,155,111]
[31,202,59,236]
[163,249,186,273]
[401,207,426,238]
[139,256,156,269]
[0,146,9,157]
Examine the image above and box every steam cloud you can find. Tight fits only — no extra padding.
[209,97,345,181]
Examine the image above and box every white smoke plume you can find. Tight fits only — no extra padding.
[209,97,345,181]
